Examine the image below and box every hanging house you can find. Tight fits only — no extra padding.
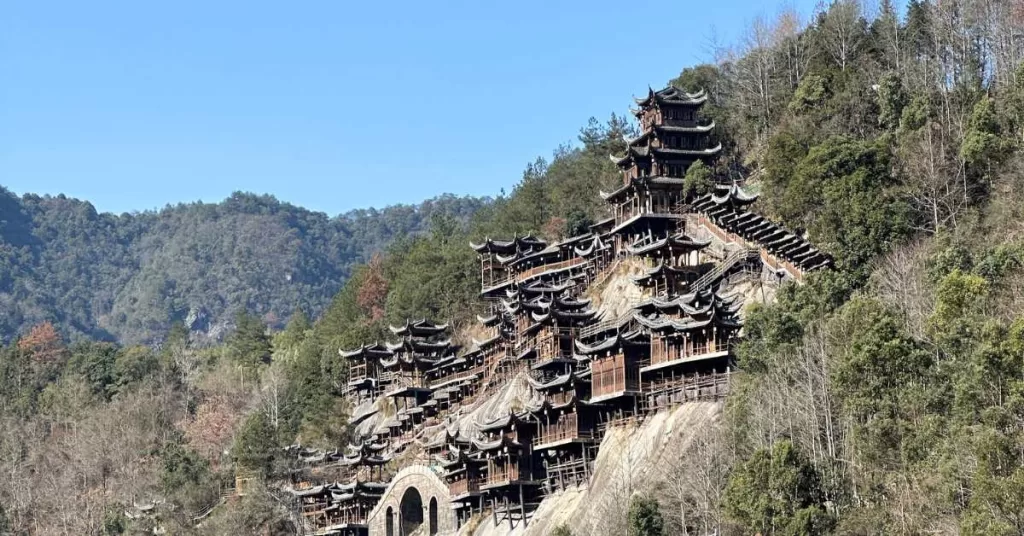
[288,85,839,536]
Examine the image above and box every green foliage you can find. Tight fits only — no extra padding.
[161,441,219,512]
[226,312,271,372]
[232,411,278,475]
[683,161,714,199]
[779,136,909,272]
[564,209,593,238]
[723,440,833,536]
[161,441,212,492]
[550,524,573,536]
[790,75,831,115]
[0,188,486,345]
[961,97,1011,174]
[65,341,118,399]
[101,509,127,535]
[112,345,160,392]
[899,95,931,133]
[273,308,311,361]
[830,298,932,466]
[627,495,665,536]
[928,269,989,356]
[876,72,908,130]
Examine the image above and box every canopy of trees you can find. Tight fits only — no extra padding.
[0,190,485,345]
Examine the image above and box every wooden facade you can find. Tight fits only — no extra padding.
[288,85,834,536]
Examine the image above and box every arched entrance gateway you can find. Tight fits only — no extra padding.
[400,487,424,534]
[369,465,456,535]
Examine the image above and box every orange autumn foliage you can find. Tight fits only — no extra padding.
[356,253,389,321]
[17,321,67,364]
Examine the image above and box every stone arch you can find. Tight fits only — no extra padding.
[400,487,424,534]
[368,465,456,535]
[429,497,439,535]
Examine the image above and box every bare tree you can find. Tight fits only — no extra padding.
[899,121,968,233]
[171,337,201,418]
[261,361,286,431]
[730,16,782,142]
[665,425,732,535]
[818,0,865,72]
[775,7,813,89]
[871,240,936,340]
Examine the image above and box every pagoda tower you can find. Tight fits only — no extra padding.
[602,86,721,248]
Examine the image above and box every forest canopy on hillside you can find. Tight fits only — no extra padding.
[0,189,484,345]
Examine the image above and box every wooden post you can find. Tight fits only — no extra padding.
[520,484,528,527]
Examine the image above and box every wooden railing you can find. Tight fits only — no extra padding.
[689,247,759,293]
[537,413,595,446]
[327,509,370,526]
[650,337,728,366]
[694,213,805,281]
[516,256,587,282]
[641,370,732,410]
[579,305,640,339]
[348,362,367,382]
[430,365,484,389]
[485,463,520,486]
[387,373,428,390]
[481,274,515,292]
[449,478,480,496]
[548,390,573,406]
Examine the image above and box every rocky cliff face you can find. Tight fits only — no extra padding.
[466,401,724,536]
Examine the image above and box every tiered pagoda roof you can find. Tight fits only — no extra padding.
[633,292,743,333]
[625,232,711,257]
[574,329,650,356]
[470,235,547,255]
[632,86,709,109]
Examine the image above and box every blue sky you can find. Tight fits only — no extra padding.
[2,0,826,216]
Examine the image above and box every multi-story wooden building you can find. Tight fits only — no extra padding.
[291,85,833,535]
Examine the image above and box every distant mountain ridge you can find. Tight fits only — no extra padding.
[0,187,487,345]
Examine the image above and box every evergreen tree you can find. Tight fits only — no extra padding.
[233,411,278,475]
[227,312,272,372]
[628,495,665,536]
[723,440,833,535]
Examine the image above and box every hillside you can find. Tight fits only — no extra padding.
[0,188,486,344]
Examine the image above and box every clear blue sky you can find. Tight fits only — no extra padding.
[2,0,824,216]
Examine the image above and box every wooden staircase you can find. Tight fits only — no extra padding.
[689,247,760,294]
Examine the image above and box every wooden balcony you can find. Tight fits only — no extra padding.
[649,337,728,365]
[537,413,595,448]
[484,463,520,487]
[643,338,731,374]
[430,365,484,389]
[591,353,640,400]
[548,390,573,407]
[325,508,370,527]
[449,477,481,496]
[515,256,587,283]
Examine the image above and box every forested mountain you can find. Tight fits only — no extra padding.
[0,189,485,344]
